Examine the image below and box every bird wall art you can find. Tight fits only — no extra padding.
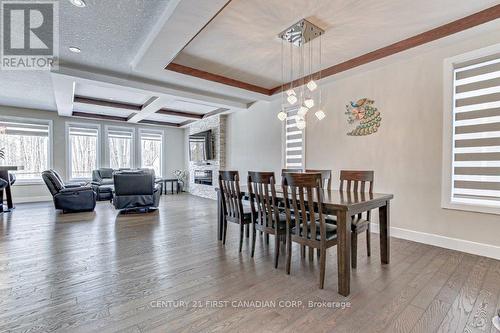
[345,98,381,136]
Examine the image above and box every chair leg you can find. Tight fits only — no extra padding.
[351,231,358,269]
[245,224,250,238]
[265,233,269,245]
[239,223,244,253]
[286,234,292,274]
[301,245,306,258]
[223,218,228,245]
[274,234,280,269]
[366,224,371,257]
[251,224,256,258]
[317,248,321,259]
[309,246,314,261]
[319,247,326,289]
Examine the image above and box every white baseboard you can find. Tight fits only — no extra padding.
[371,224,500,260]
[9,196,52,204]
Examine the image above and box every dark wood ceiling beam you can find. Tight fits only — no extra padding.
[156,108,204,119]
[165,63,272,95]
[138,119,181,127]
[73,95,143,111]
[202,108,229,119]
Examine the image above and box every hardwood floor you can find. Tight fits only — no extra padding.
[0,194,499,332]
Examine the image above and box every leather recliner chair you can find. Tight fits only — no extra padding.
[91,168,115,201]
[42,170,97,213]
[112,169,160,211]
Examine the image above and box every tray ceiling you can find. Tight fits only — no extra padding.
[173,0,500,89]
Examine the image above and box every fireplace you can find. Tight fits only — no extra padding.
[194,170,213,186]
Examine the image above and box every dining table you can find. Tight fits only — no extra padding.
[215,186,394,296]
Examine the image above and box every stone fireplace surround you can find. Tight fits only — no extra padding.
[186,115,226,200]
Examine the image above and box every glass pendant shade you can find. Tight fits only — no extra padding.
[287,94,298,105]
[298,106,309,117]
[277,111,287,121]
[315,109,326,120]
[304,98,314,109]
[286,89,296,96]
[307,80,317,91]
[296,116,306,130]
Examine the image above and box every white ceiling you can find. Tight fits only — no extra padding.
[174,0,500,89]
[0,0,498,125]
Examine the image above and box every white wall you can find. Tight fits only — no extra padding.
[0,106,185,202]
[226,22,500,254]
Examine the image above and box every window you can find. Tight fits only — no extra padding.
[106,126,134,169]
[442,47,500,214]
[284,108,305,169]
[67,123,99,180]
[140,129,163,176]
[0,118,51,181]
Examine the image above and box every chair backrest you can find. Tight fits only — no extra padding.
[42,170,65,196]
[113,170,154,196]
[218,171,244,222]
[282,168,303,174]
[247,171,280,231]
[282,172,327,243]
[339,170,374,193]
[305,169,332,190]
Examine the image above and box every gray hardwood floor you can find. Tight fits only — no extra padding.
[1,194,499,333]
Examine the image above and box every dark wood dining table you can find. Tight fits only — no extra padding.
[216,186,394,296]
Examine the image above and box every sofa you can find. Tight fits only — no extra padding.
[112,169,161,211]
[42,169,97,213]
[91,168,115,201]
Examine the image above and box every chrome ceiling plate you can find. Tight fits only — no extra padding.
[278,19,324,47]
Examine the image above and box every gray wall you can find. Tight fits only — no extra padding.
[0,106,185,202]
[226,24,500,251]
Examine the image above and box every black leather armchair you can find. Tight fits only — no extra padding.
[112,169,160,211]
[42,170,97,213]
[91,168,114,201]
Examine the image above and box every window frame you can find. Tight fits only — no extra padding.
[66,122,101,182]
[441,43,500,215]
[138,128,164,177]
[104,125,135,170]
[0,115,53,185]
[282,107,306,169]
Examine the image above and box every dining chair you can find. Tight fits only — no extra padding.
[247,171,287,268]
[337,170,374,268]
[218,171,253,252]
[282,172,338,289]
[305,169,332,190]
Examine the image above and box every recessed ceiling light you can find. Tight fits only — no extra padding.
[69,0,86,8]
[69,46,81,53]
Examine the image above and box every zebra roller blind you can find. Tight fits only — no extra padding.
[452,55,500,208]
[285,108,304,168]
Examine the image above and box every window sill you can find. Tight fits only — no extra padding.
[442,201,500,216]
[13,180,45,186]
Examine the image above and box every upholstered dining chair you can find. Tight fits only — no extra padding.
[282,172,338,289]
[248,171,287,268]
[328,170,374,269]
[218,171,253,252]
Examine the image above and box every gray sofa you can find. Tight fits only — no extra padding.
[42,169,97,213]
[112,169,161,211]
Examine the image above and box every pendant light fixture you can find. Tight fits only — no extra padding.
[278,19,326,128]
